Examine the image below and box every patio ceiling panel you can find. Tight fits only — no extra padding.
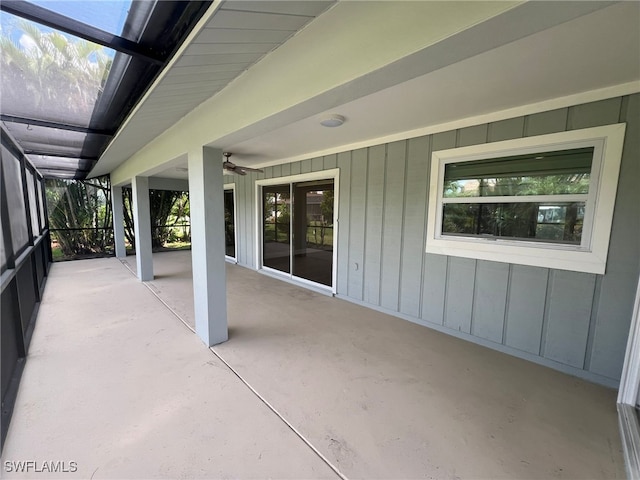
[222,1,335,17]
[207,9,318,31]
[27,155,97,179]
[194,27,296,45]
[173,52,264,68]
[185,42,280,56]
[90,0,337,178]
[169,63,250,76]
[4,124,109,160]
[161,71,241,85]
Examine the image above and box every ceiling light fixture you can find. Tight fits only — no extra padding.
[320,114,345,127]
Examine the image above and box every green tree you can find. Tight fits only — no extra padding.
[46,177,112,257]
[122,189,188,249]
[1,18,111,119]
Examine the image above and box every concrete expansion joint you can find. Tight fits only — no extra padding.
[116,257,347,479]
[118,257,195,334]
[208,346,349,480]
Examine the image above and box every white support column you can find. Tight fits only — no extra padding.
[131,176,153,281]
[188,146,228,346]
[111,185,127,258]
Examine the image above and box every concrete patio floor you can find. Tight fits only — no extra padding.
[1,251,626,479]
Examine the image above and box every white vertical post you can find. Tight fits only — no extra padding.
[111,185,127,258]
[618,274,640,405]
[131,176,153,281]
[188,146,228,346]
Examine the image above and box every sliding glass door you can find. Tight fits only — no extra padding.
[224,188,235,259]
[263,185,291,273]
[261,177,335,288]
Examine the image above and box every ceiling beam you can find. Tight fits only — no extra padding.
[1,114,115,136]
[0,0,166,65]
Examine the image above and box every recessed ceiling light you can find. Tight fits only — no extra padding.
[320,114,345,127]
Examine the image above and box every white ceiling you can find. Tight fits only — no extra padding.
[92,1,640,180]
[223,1,640,168]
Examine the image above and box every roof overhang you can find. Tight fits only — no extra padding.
[89,1,640,185]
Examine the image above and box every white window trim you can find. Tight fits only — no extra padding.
[224,183,237,263]
[426,123,626,274]
[255,169,339,293]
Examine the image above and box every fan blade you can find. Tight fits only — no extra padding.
[238,166,264,173]
[223,157,262,174]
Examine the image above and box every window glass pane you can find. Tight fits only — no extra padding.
[0,11,118,127]
[263,185,290,273]
[442,202,584,244]
[444,147,593,198]
[26,169,39,236]
[2,146,29,253]
[292,181,334,286]
[224,190,235,258]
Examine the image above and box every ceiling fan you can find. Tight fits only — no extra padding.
[223,152,263,176]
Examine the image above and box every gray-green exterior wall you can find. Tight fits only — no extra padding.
[228,94,640,387]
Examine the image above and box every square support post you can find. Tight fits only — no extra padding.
[111,185,127,258]
[188,147,228,346]
[131,176,153,281]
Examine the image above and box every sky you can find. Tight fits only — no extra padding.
[29,0,132,36]
[1,1,134,61]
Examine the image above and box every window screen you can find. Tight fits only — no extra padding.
[1,146,29,254]
[26,168,39,237]
[37,177,46,230]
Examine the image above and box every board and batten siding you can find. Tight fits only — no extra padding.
[228,93,640,387]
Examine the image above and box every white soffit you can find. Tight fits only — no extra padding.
[94,1,638,180]
[225,1,640,167]
[91,0,336,177]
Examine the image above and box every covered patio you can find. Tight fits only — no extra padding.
[1,251,624,479]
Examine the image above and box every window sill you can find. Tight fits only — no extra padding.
[426,236,606,274]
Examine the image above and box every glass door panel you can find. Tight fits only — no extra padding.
[224,190,235,258]
[292,181,334,286]
[263,185,291,273]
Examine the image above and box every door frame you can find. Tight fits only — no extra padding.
[255,168,340,294]
[618,273,640,479]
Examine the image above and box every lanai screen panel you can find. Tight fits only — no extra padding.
[0,11,119,127]
[0,1,212,179]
